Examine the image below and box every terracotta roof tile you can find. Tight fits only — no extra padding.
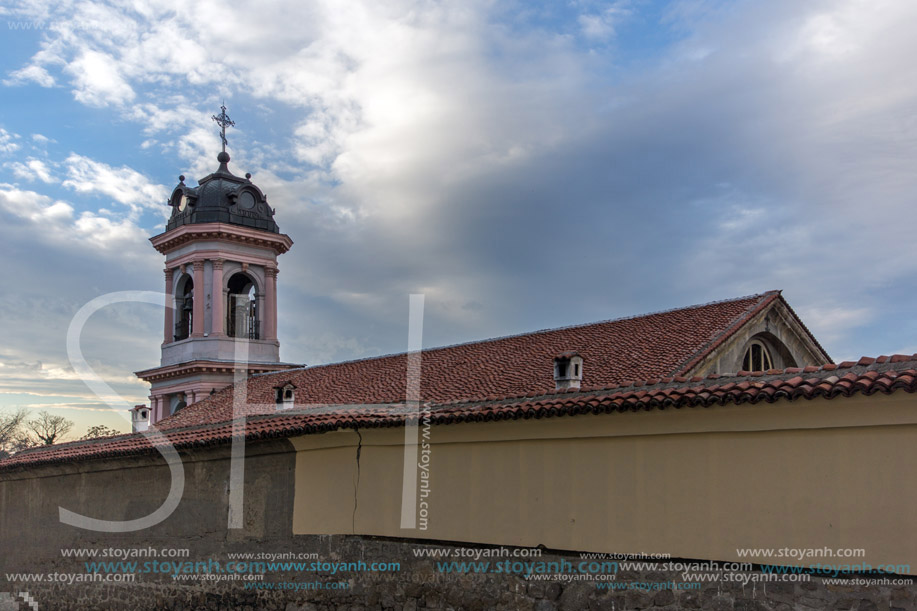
[4,355,917,472]
[157,292,801,430]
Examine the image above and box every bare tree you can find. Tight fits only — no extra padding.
[81,424,120,440]
[10,430,37,453]
[0,408,28,457]
[27,411,74,446]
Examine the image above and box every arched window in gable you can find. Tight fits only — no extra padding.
[742,340,774,372]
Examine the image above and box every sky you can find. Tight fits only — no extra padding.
[1,0,917,438]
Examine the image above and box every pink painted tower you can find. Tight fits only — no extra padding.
[135,107,301,428]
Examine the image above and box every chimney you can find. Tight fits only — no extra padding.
[554,352,584,390]
[131,405,150,433]
[274,382,296,410]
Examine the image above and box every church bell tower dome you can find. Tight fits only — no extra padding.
[133,104,301,430]
[166,150,280,234]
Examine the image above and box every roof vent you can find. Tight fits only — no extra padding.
[554,352,584,390]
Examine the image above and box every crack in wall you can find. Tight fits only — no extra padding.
[352,429,362,534]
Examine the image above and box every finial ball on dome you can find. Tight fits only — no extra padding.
[217,151,230,163]
[179,175,185,183]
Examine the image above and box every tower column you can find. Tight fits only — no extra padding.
[163,268,174,344]
[192,260,205,337]
[265,266,278,340]
[211,259,225,336]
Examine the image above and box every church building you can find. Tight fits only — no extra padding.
[128,109,830,431]
[2,114,916,610]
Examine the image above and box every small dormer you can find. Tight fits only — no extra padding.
[554,351,584,390]
[274,382,296,410]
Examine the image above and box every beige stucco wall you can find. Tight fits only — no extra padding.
[290,393,917,569]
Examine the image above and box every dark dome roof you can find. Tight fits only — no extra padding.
[166,153,279,233]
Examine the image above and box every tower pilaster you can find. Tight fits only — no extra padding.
[211,259,225,337]
[191,260,205,338]
[163,267,174,344]
[265,266,278,341]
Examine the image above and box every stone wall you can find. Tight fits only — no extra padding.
[0,439,296,583]
[0,438,913,610]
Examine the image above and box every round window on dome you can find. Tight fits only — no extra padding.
[239,191,256,209]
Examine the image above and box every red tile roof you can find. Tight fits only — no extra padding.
[160,291,822,429]
[2,355,914,472]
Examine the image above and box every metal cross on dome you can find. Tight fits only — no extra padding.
[211,102,235,153]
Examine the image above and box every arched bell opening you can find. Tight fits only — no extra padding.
[227,272,260,339]
[174,274,194,341]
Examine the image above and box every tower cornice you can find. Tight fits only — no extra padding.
[135,359,302,384]
[150,222,294,256]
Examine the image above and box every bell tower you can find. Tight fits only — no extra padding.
[135,106,301,428]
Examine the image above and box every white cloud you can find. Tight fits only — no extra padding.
[579,1,635,40]
[4,0,594,211]
[3,64,56,87]
[128,102,202,135]
[0,184,73,222]
[0,183,149,252]
[174,126,224,176]
[62,154,169,217]
[7,158,55,183]
[0,128,20,154]
[65,50,135,107]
